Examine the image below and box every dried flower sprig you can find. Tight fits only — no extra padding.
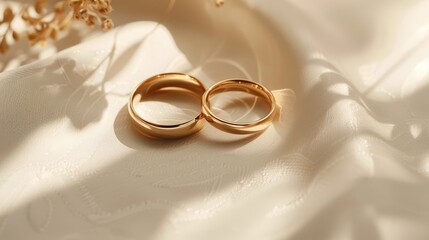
[0,7,19,53]
[69,0,113,30]
[0,0,114,54]
[22,0,72,46]
[215,0,225,7]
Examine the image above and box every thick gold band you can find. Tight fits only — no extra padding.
[202,79,277,134]
[128,73,206,139]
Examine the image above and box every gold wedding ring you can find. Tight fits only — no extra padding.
[128,73,206,139]
[202,79,276,134]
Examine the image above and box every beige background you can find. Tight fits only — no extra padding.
[1,0,429,239]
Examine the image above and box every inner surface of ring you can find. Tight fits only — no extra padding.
[206,81,274,124]
[131,75,205,127]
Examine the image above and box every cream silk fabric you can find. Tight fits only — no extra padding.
[1,0,429,239]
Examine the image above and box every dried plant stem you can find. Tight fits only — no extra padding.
[1,0,222,55]
[0,0,114,54]
[0,23,12,53]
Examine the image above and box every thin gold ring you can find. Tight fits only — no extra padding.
[202,79,276,134]
[128,73,206,139]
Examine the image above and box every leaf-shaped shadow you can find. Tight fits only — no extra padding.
[27,197,53,233]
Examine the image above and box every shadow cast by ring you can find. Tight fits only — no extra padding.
[114,104,266,150]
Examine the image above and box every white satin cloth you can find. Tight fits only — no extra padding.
[1,0,429,239]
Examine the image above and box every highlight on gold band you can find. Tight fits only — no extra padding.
[202,79,277,134]
[128,73,206,139]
